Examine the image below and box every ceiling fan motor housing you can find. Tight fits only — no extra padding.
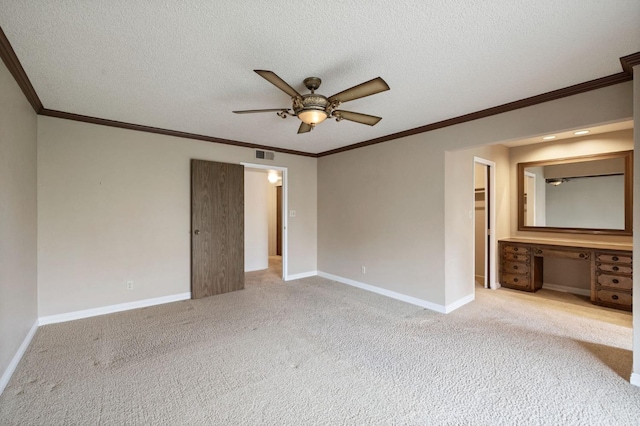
[303,77,322,91]
[294,94,329,115]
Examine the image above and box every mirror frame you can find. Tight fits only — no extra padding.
[517,150,633,236]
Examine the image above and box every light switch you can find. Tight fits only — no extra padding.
[290,210,296,217]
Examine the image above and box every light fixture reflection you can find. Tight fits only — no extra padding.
[542,135,556,140]
[574,130,589,135]
[546,178,569,186]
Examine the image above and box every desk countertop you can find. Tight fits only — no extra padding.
[499,238,632,252]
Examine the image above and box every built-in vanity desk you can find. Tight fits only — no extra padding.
[499,238,633,311]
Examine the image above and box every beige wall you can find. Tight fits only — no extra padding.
[37,117,317,316]
[244,169,269,272]
[319,82,633,308]
[318,137,447,302]
[0,61,38,382]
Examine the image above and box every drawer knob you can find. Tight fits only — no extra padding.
[612,256,619,261]
[514,248,519,252]
[513,278,519,283]
[513,265,518,270]
[613,279,619,284]
[612,295,619,300]
[513,255,518,260]
[579,253,585,258]
[613,266,619,272]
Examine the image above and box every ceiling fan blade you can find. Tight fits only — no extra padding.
[328,77,390,103]
[297,122,312,134]
[334,110,382,126]
[233,108,290,114]
[254,70,301,99]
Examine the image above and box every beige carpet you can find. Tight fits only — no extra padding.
[1,260,638,425]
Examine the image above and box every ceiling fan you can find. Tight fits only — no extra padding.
[233,70,390,134]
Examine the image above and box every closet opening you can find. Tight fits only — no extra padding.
[474,157,496,290]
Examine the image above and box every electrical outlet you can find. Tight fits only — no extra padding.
[126,280,134,290]
[362,266,366,274]
[290,210,296,217]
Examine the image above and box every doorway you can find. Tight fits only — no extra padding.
[267,170,283,277]
[473,157,496,289]
[242,162,288,280]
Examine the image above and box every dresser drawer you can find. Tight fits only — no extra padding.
[596,253,632,265]
[535,249,589,261]
[597,263,632,274]
[503,253,529,262]
[595,289,632,308]
[597,274,633,290]
[503,261,530,274]
[501,273,530,288]
[503,245,529,255]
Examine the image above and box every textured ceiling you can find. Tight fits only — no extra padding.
[1,1,639,154]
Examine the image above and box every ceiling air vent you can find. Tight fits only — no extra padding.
[255,150,275,160]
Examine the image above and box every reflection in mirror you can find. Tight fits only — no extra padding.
[523,158,625,229]
[518,151,632,235]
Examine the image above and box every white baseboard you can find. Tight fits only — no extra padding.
[317,271,473,314]
[38,292,191,325]
[445,293,475,313]
[285,271,318,281]
[631,373,640,387]
[542,282,591,297]
[0,320,38,396]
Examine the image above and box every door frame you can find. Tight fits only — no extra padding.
[241,162,289,280]
[473,157,498,290]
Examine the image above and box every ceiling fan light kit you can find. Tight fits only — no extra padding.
[294,93,329,126]
[233,70,390,134]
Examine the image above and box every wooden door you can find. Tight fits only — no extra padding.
[276,185,282,256]
[191,160,244,299]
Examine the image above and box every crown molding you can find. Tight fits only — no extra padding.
[39,109,317,157]
[317,71,632,157]
[0,25,636,159]
[0,26,43,113]
[620,52,640,75]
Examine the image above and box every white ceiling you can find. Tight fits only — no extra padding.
[1,1,639,155]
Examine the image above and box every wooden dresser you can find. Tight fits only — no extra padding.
[498,239,633,311]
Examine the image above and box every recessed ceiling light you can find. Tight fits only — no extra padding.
[574,130,589,135]
[542,135,556,140]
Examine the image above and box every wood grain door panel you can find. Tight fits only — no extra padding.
[191,160,244,299]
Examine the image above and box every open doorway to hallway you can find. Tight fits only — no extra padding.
[267,171,283,278]
[244,165,287,280]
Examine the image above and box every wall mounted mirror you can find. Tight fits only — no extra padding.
[517,150,633,235]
